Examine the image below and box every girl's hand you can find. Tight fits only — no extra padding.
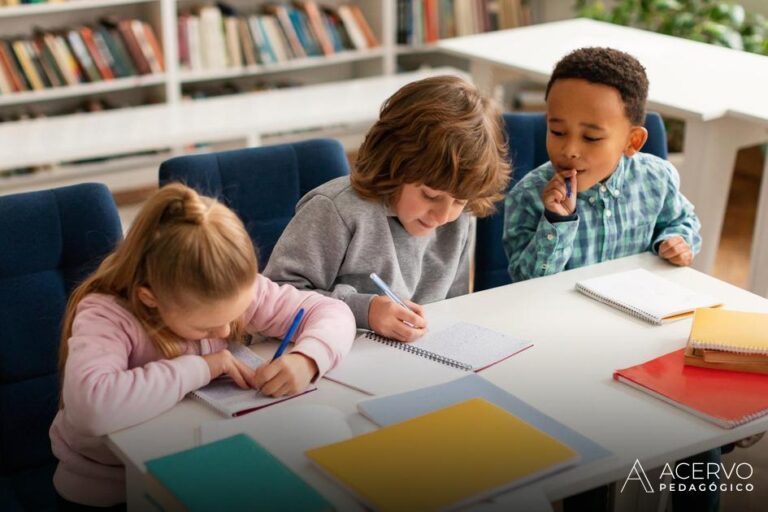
[253,353,318,397]
[202,349,260,389]
[543,169,577,216]
[368,295,427,342]
[659,236,693,266]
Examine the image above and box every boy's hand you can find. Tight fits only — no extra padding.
[369,295,427,342]
[253,353,318,397]
[659,236,693,266]
[202,349,260,389]
[543,170,577,216]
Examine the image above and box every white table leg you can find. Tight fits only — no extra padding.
[679,118,766,274]
[749,146,768,297]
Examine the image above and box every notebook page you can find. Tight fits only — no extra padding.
[411,322,533,370]
[191,343,316,416]
[578,269,719,321]
[324,335,466,395]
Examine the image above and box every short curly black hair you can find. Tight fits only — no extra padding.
[545,47,649,125]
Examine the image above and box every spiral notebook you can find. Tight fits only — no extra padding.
[615,349,768,428]
[190,343,316,417]
[576,268,721,325]
[688,308,768,354]
[324,322,532,395]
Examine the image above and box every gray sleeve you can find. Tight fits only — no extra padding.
[263,195,375,329]
[447,217,471,298]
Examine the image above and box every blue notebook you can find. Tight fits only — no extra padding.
[358,374,611,467]
[145,434,332,512]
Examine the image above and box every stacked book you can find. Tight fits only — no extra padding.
[397,0,531,45]
[684,308,768,375]
[178,2,379,72]
[0,17,164,95]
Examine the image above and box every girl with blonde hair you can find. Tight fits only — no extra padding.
[50,183,354,509]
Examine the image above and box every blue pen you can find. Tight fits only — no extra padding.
[369,273,418,328]
[272,308,305,361]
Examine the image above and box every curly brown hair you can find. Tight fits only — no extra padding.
[352,75,511,217]
[545,47,649,125]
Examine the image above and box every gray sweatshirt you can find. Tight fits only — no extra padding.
[263,176,470,329]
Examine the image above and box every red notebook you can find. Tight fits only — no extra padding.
[614,349,768,428]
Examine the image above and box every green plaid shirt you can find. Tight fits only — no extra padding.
[503,153,701,282]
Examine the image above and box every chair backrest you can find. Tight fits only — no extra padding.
[0,183,122,509]
[159,138,350,266]
[474,112,668,292]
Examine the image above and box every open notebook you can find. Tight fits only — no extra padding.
[576,268,720,325]
[324,322,532,395]
[190,343,316,417]
[306,398,579,512]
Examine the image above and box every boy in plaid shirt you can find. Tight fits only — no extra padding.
[503,47,701,283]
[504,47,719,512]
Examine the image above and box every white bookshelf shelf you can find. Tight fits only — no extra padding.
[0,0,159,19]
[179,48,386,84]
[0,74,166,107]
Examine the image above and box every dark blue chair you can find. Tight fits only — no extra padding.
[159,138,350,266]
[474,111,668,291]
[0,183,123,511]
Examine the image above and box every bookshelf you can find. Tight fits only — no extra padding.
[0,0,553,193]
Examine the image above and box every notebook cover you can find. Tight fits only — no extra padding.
[145,434,332,512]
[306,398,579,512]
[689,308,768,354]
[614,349,768,428]
[358,374,610,467]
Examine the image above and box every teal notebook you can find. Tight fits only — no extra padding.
[145,434,333,512]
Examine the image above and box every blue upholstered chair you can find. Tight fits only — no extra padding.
[0,184,122,511]
[474,112,668,292]
[159,138,350,266]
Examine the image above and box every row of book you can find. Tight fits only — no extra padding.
[0,17,164,95]
[178,2,379,72]
[397,0,531,45]
[0,0,61,5]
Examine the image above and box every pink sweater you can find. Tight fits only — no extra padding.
[49,275,355,506]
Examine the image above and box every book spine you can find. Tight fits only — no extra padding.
[362,331,473,371]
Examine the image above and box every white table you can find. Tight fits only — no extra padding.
[437,18,768,288]
[108,252,768,511]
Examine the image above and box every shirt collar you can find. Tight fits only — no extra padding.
[579,154,628,200]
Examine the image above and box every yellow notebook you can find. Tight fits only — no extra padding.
[306,398,579,511]
[689,309,768,354]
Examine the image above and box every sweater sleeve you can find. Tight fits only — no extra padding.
[263,194,375,328]
[244,275,356,377]
[447,217,471,298]
[61,299,211,437]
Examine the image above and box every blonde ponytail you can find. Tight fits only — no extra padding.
[59,184,258,378]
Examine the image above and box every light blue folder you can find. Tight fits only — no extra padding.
[358,374,611,466]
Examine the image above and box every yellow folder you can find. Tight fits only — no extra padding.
[690,309,768,354]
[306,398,579,511]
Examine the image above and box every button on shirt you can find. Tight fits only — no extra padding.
[503,153,702,282]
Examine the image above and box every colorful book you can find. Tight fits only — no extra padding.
[576,268,721,325]
[306,398,579,512]
[190,343,316,417]
[688,308,768,354]
[325,322,532,395]
[614,348,768,428]
[145,434,333,512]
[359,374,611,467]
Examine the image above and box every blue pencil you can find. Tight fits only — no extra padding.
[272,308,305,361]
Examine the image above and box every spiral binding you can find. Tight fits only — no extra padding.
[363,331,473,371]
[575,283,662,325]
